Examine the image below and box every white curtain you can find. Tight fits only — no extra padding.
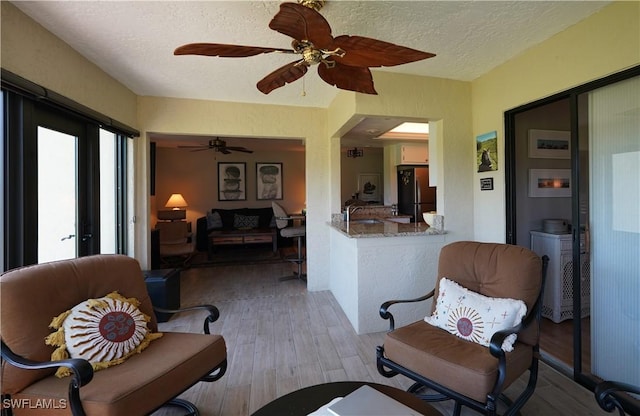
[589,75,640,386]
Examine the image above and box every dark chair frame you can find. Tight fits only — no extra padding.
[1,304,227,416]
[376,255,548,416]
[594,381,640,415]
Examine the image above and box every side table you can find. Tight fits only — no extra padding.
[143,268,180,322]
[251,381,442,416]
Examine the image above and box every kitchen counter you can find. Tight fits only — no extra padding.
[329,219,446,238]
[328,219,447,334]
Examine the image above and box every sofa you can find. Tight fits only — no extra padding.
[196,207,279,254]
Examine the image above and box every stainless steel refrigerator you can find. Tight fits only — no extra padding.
[397,166,436,222]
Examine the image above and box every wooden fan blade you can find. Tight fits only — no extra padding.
[174,43,294,57]
[269,2,334,50]
[225,147,254,153]
[219,148,232,155]
[257,60,308,94]
[332,35,435,67]
[317,62,377,95]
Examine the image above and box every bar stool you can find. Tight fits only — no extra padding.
[271,202,306,282]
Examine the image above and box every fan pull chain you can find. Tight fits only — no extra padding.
[301,76,306,97]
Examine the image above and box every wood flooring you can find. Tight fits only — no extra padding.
[152,262,611,416]
[540,317,591,373]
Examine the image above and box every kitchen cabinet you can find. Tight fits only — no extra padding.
[396,144,428,165]
[530,231,590,323]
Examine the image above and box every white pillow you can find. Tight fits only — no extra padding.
[424,277,527,352]
[45,291,162,377]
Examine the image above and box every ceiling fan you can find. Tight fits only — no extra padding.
[178,138,253,154]
[174,1,435,95]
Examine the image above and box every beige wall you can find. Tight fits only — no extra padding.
[154,146,305,228]
[0,2,138,128]
[471,1,640,242]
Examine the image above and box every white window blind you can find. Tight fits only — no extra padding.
[589,75,640,387]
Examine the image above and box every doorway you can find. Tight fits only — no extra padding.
[505,66,640,410]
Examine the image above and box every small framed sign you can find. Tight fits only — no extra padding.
[480,177,494,191]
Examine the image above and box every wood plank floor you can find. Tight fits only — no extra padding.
[540,317,591,373]
[152,262,610,416]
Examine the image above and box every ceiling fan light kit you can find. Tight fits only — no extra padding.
[174,2,435,95]
[178,138,253,154]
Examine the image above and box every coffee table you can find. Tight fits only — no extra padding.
[251,381,442,416]
[207,228,277,260]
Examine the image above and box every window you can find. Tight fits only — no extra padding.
[2,74,136,270]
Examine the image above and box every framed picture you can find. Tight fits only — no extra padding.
[256,162,283,200]
[358,173,380,202]
[528,129,570,159]
[476,131,498,172]
[528,169,571,197]
[480,177,494,191]
[218,162,246,201]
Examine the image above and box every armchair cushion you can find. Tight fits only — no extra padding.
[384,320,534,403]
[14,332,226,416]
[45,291,163,378]
[424,277,526,352]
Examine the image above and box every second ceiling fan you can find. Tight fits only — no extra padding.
[178,138,253,154]
[174,1,435,95]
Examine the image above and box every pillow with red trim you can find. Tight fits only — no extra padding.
[424,278,527,352]
[45,291,163,377]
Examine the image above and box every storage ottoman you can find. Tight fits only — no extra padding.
[144,268,180,322]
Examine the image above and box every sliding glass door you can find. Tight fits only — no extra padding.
[584,75,639,389]
[506,67,640,412]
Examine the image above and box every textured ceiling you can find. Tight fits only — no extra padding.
[12,1,609,110]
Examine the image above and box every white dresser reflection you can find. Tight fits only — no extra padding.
[530,231,591,323]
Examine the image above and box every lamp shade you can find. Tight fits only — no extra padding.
[165,193,188,209]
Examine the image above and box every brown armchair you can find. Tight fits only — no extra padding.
[376,241,548,416]
[1,254,227,416]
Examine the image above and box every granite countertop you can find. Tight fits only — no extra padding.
[329,219,446,238]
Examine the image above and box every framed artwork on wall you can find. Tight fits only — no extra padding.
[358,173,380,202]
[528,129,570,159]
[256,162,283,200]
[476,131,498,172]
[528,169,571,197]
[218,162,246,201]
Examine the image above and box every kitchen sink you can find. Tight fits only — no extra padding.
[349,219,383,224]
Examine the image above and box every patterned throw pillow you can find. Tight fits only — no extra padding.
[233,214,259,229]
[45,291,162,377]
[424,278,527,352]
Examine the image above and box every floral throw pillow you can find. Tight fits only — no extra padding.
[424,277,527,352]
[45,291,162,377]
